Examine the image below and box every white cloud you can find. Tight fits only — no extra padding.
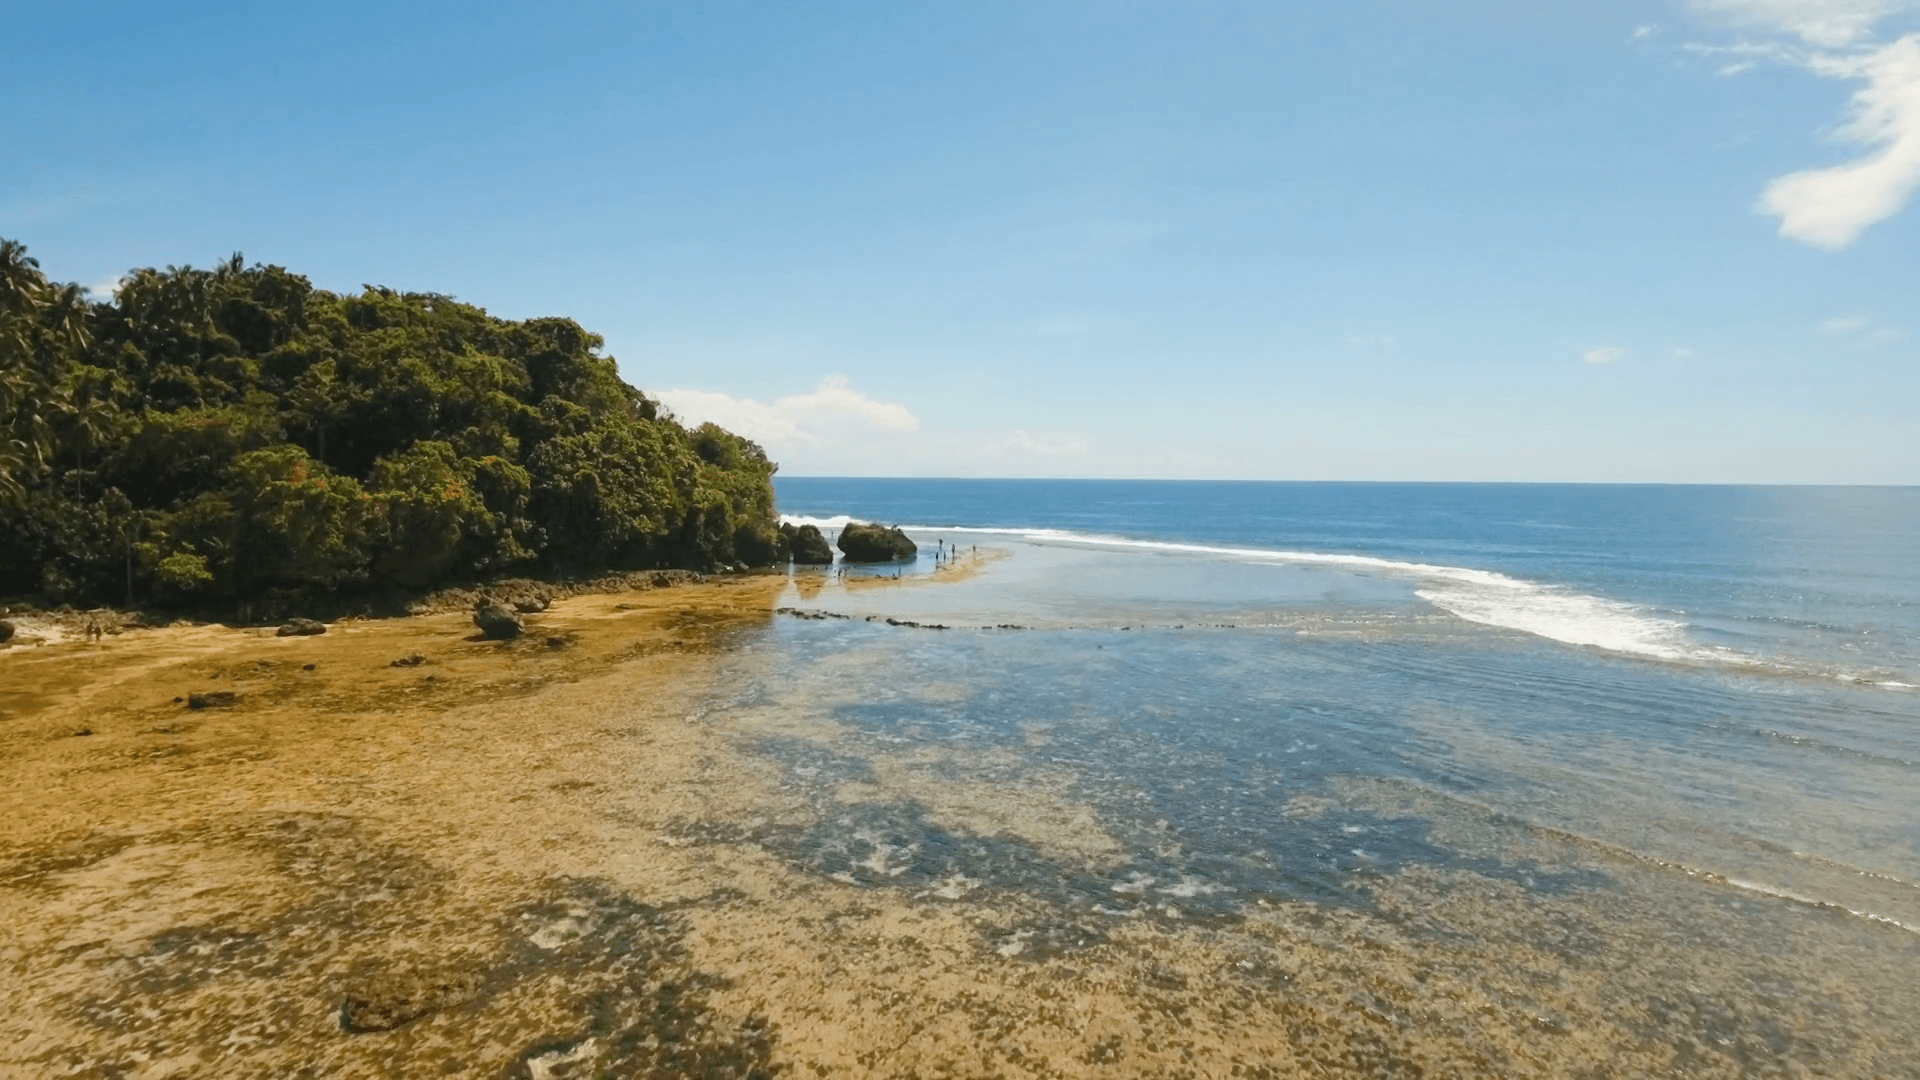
[1004,430,1092,458]
[1635,23,1661,40]
[654,375,918,451]
[1692,0,1918,46]
[1671,346,1700,358]
[1584,346,1629,364]
[1687,2,1920,247]
[84,278,122,297]
[1822,314,1907,342]
[1759,34,1920,248]
[898,428,1098,476]
[651,376,1121,476]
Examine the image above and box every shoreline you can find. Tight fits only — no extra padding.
[0,567,732,649]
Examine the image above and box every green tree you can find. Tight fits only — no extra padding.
[0,237,784,608]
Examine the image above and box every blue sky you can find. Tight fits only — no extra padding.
[6,0,1917,482]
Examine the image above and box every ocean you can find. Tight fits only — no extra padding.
[730,479,1920,1073]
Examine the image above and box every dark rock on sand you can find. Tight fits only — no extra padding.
[187,691,238,710]
[473,600,523,641]
[391,653,427,668]
[276,618,327,637]
[783,523,836,565]
[339,967,485,1033]
[837,522,917,563]
[511,595,550,614]
[0,619,12,644]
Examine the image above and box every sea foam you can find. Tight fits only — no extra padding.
[933,523,1713,660]
[780,514,859,531]
[779,515,1920,689]
[791,516,1728,664]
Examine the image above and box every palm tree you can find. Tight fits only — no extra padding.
[0,239,49,503]
[0,239,86,505]
[42,282,92,356]
[58,387,118,498]
[0,238,46,364]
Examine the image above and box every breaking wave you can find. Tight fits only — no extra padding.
[884,520,1717,662]
[780,514,859,531]
[784,515,1917,688]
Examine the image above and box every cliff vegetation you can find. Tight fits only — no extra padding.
[0,239,782,612]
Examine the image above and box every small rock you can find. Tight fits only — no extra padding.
[301,662,316,671]
[0,620,13,644]
[390,653,427,668]
[187,691,238,710]
[69,727,93,737]
[473,600,522,641]
[512,595,550,614]
[276,618,327,637]
[339,968,484,1033]
[544,635,570,651]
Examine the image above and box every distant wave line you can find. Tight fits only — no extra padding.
[783,514,1707,662]
[777,514,1916,691]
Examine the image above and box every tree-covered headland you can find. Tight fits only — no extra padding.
[0,239,783,613]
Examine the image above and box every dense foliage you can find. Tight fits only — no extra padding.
[0,239,782,608]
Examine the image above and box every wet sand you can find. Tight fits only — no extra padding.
[4,575,1916,1078]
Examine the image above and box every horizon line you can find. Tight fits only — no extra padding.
[772,476,1920,488]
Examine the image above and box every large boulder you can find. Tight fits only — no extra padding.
[473,599,523,641]
[0,620,12,644]
[837,522,917,563]
[783,523,836,565]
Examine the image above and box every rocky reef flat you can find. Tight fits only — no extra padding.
[5,563,1915,1078]
[0,577,794,1078]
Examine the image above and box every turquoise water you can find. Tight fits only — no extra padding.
[726,479,1920,1071]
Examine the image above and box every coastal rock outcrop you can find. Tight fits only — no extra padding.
[0,620,12,644]
[473,600,523,641]
[277,618,327,637]
[837,522,917,563]
[781,523,836,565]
